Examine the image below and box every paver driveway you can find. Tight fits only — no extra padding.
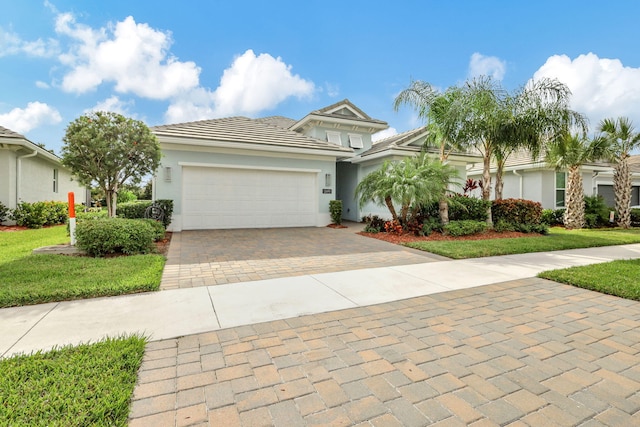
[161,224,446,289]
[129,277,640,426]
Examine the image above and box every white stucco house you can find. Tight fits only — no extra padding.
[152,99,480,231]
[0,126,87,223]
[467,151,640,209]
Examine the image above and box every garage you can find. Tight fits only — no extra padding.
[182,166,318,230]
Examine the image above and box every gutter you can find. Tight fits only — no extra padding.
[513,169,523,198]
[16,149,37,206]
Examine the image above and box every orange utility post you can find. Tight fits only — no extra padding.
[68,192,76,245]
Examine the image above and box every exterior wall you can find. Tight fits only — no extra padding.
[0,148,86,224]
[155,144,337,231]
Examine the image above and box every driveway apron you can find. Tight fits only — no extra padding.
[161,224,446,289]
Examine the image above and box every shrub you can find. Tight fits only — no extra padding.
[384,220,403,235]
[75,218,155,257]
[422,217,443,236]
[155,199,174,229]
[116,199,173,229]
[448,195,491,221]
[141,219,166,241]
[117,190,137,203]
[632,209,640,228]
[0,202,9,222]
[10,201,69,228]
[492,199,542,225]
[443,220,487,237]
[329,200,343,225]
[584,195,612,228]
[493,219,516,233]
[514,223,549,235]
[362,214,386,232]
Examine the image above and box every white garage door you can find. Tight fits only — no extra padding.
[182,166,318,229]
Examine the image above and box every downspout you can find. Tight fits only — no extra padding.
[592,171,599,196]
[513,169,523,198]
[16,149,38,206]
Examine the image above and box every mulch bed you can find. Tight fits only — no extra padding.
[359,230,541,244]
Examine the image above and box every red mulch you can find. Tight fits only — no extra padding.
[359,230,541,244]
[326,223,348,229]
[0,225,33,232]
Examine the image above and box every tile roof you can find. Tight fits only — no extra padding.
[254,116,297,129]
[152,116,353,154]
[362,127,429,157]
[315,98,373,120]
[0,125,27,139]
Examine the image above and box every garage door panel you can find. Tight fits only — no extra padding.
[183,166,317,229]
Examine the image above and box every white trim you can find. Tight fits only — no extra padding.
[326,131,342,145]
[178,162,322,174]
[348,133,364,149]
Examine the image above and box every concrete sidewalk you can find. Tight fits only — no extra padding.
[2,244,639,359]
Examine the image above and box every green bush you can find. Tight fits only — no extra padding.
[75,218,155,257]
[514,223,549,235]
[493,219,516,232]
[117,190,137,203]
[329,200,343,225]
[584,195,612,228]
[117,201,150,220]
[632,209,640,227]
[141,219,166,241]
[448,195,491,221]
[422,217,443,236]
[492,198,542,225]
[541,208,565,226]
[155,199,174,228]
[362,214,386,232]
[10,201,69,228]
[0,202,9,222]
[443,220,487,237]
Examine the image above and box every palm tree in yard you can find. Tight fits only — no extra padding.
[545,133,609,229]
[393,81,467,224]
[356,153,459,226]
[597,117,640,228]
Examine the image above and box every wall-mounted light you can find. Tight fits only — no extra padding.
[164,167,172,182]
[325,173,331,187]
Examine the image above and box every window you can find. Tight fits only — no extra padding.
[348,134,363,148]
[326,131,342,145]
[555,171,566,208]
[53,168,59,193]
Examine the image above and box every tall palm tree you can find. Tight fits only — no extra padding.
[393,81,467,224]
[455,76,586,224]
[597,117,640,228]
[545,133,608,229]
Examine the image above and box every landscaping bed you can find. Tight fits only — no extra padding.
[359,229,538,244]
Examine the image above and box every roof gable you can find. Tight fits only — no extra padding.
[290,99,388,134]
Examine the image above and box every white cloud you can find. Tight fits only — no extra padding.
[55,13,200,99]
[35,81,50,89]
[533,53,640,129]
[324,82,340,98]
[165,49,315,123]
[468,53,506,81]
[372,127,398,142]
[84,96,134,116]
[0,28,59,58]
[0,102,62,133]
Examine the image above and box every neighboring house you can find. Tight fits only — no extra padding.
[467,151,640,209]
[0,126,87,223]
[152,99,480,231]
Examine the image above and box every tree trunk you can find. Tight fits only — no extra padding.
[482,152,493,226]
[614,159,632,229]
[494,161,504,201]
[105,188,118,218]
[438,198,449,225]
[564,166,585,229]
[384,196,399,223]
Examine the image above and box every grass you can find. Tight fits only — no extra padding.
[405,227,640,259]
[539,259,640,300]
[0,335,146,427]
[0,225,165,308]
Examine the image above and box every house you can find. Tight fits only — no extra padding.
[152,99,480,231]
[0,126,87,223]
[467,151,640,209]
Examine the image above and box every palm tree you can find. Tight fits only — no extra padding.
[597,117,640,228]
[355,160,399,223]
[355,154,459,226]
[455,76,586,224]
[393,81,467,224]
[545,133,608,229]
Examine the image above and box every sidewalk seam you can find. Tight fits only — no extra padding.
[2,302,60,358]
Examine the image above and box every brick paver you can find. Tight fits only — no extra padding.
[129,277,640,426]
[161,224,445,289]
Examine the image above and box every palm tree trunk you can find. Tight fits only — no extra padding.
[564,166,585,229]
[614,159,632,228]
[384,196,399,223]
[482,152,493,226]
[494,161,505,200]
[438,198,449,225]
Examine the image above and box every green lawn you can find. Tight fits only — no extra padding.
[405,227,640,259]
[539,259,640,300]
[0,335,145,427]
[0,226,165,308]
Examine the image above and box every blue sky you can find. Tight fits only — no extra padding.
[2,1,640,155]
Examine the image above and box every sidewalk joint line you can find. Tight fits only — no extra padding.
[206,286,222,329]
[309,274,360,307]
[2,302,60,359]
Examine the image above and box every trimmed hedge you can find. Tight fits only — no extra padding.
[443,220,487,237]
[492,198,542,225]
[75,218,155,257]
[117,199,173,228]
[10,201,69,229]
[448,195,491,221]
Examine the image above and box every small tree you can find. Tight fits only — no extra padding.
[61,111,161,217]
